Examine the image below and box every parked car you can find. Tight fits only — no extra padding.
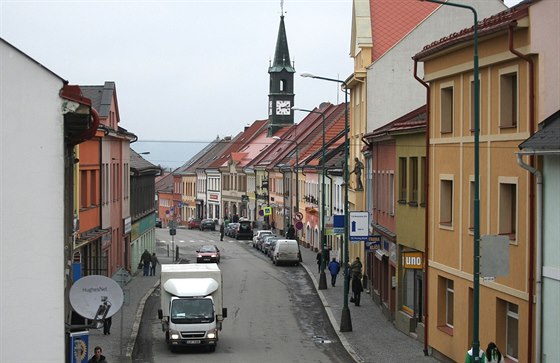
[196,245,220,263]
[263,236,282,258]
[266,237,282,261]
[259,234,278,252]
[252,230,272,248]
[187,218,201,229]
[272,239,300,266]
[235,221,253,240]
[225,223,239,237]
[199,218,216,231]
[155,218,162,228]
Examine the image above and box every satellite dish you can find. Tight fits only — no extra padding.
[69,275,124,320]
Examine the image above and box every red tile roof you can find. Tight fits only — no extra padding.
[371,0,438,60]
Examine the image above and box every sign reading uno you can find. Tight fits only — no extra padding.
[402,251,423,269]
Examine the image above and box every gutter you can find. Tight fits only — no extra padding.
[413,57,431,357]
[509,24,537,363]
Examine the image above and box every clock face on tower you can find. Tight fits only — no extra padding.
[275,100,291,115]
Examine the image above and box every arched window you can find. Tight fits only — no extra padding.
[280,79,286,92]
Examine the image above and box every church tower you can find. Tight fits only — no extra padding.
[267,8,295,136]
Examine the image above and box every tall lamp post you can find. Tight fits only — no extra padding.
[420,0,480,359]
[292,107,328,290]
[301,72,352,332]
[272,136,299,236]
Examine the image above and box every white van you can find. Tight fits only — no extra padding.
[272,239,300,266]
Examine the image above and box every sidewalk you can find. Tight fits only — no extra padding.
[88,242,438,363]
[86,246,173,363]
[298,245,438,363]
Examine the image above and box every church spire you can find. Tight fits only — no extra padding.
[270,13,295,73]
[267,3,295,136]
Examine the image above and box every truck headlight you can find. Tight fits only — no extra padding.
[207,330,216,339]
[170,330,181,340]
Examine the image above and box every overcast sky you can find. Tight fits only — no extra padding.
[2,0,522,145]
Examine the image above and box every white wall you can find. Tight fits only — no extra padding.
[1,39,66,362]
[367,0,507,131]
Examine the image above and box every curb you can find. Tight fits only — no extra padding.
[126,279,160,358]
[300,263,364,363]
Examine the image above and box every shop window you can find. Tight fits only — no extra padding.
[506,302,519,360]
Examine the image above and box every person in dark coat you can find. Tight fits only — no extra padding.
[88,346,107,363]
[316,251,322,273]
[219,221,225,241]
[286,225,295,239]
[141,249,151,276]
[351,274,364,306]
[150,253,159,276]
[327,258,341,286]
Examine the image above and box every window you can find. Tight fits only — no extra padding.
[91,170,97,206]
[438,276,454,333]
[500,71,518,128]
[469,180,475,231]
[470,78,481,131]
[506,302,519,360]
[81,170,87,208]
[446,279,454,327]
[440,178,453,226]
[420,157,427,206]
[389,172,395,215]
[410,158,418,205]
[499,182,517,240]
[399,158,407,203]
[440,85,454,133]
[403,267,423,322]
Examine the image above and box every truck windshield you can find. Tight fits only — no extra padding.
[171,298,214,324]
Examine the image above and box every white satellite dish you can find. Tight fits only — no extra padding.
[69,275,124,320]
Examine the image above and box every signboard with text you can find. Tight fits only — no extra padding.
[349,211,368,242]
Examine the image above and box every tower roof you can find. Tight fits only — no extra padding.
[269,15,295,73]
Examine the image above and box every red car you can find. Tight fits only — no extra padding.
[196,245,221,264]
[187,218,201,229]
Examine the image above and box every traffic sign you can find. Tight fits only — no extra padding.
[349,211,368,241]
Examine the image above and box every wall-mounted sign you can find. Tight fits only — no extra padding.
[263,207,272,216]
[402,251,423,269]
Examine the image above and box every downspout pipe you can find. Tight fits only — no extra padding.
[413,57,430,357]
[509,24,536,363]
[516,153,542,363]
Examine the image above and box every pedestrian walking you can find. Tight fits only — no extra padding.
[88,346,107,363]
[150,252,159,276]
[316,251,322,273]
[327,258,341,286]
[485,342,504,363]
[351,274,363,306]
[103,316,112,335]
[219,221,225,241]
[465,346,486,363]
[350,256,363,278]
[141,249,151,276]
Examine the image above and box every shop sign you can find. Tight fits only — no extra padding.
[402,251,423,269]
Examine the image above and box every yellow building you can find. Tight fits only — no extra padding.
[414,3,544,362]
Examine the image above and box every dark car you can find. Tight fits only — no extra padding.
[235,221,253,240]
[187,218,201,229]
[199,218,216,231]
[225,223,239,237]
[155,218,162,228]
[196,245,220,263]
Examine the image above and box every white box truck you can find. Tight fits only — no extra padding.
[158,263,227,352]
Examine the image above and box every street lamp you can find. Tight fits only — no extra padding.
[272,136,299,237]
[292,107,328,290]
[301,72,352,332]
[420,1,481,359]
